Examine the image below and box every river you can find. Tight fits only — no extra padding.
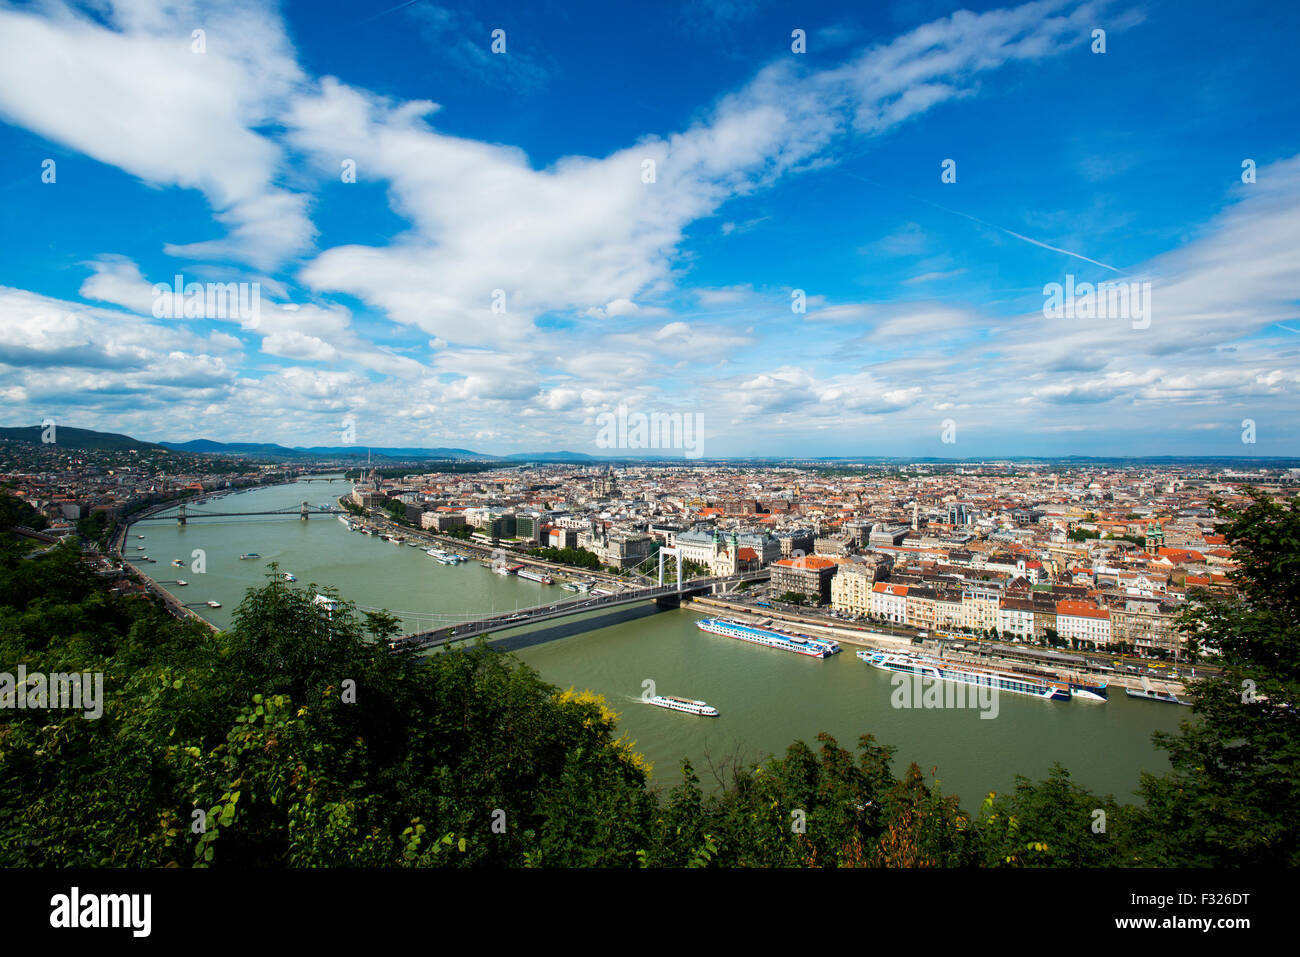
[128,476,1189,806]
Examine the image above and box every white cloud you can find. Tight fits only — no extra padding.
[0,0,313,269]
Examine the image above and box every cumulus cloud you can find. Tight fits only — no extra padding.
[0,0,314,269]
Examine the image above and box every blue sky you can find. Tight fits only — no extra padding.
[1,0,1298,458]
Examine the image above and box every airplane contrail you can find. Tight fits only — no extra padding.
[358,0,422,27]
[838,168,1126,274]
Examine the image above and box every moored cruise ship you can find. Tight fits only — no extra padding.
[1004,664,1109,702]
[857,650,1072,701]
[696,618,840,658]
[517,568,554,584]
[648,695,719,717]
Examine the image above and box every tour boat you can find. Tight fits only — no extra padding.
[647,695,719,717]
[207,600,222,608]
[1126,687,1191,706]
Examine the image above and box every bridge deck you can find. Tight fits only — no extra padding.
[135,509,341,520]
[397,570,768,651]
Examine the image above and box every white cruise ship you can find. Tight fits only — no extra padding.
[857,650,1072,701]
[648,695,718,717]
[696,618,839,658]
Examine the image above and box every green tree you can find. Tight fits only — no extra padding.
[1134,492,1300,866]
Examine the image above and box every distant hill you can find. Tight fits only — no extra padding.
[504,450,598,462]
[161,440,500,461]
[299,446,496,460]
[0,425,164,452]
[162,439,306,457]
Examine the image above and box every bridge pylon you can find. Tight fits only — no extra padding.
[657,546,682,592]
[300,501,310,521]
[177,503,186,526]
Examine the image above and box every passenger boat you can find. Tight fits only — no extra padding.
[561,582,581,592]
[239,553,260,560]
[1126,686,1191,706]
[696,618,839,658]
[1067,679,1109,702]
[207,600,222,608]
[517,569,553,584]
[175,580,187,586]
[1006,664,1109,702]
[647,695,718,717]
[857,650,1072,701]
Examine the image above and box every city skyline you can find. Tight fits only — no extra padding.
[2,0,1298,458]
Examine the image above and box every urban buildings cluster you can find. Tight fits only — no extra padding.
[351,460,1300,659]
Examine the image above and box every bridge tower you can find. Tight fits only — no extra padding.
[300,500,310,521]
[658,546,682,591]
[177,503,186,526]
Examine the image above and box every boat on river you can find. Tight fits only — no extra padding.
[647,695,718,717]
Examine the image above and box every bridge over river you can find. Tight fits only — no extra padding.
[395,569,769,651]
[134,502,342,524]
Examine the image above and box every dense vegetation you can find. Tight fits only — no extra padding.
[0,492,1295,867]
[526,545,602,570]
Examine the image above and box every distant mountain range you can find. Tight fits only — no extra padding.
[0,426,597,462]
[3,426,1297,467]
[161,439,599,462]
[160,439,498,460]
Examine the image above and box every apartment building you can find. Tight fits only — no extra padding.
[1056,600,1112,647]
[771,555,838,604]
[997,596,1036,641]
[830,562,874,615]
[961,582,1002,633]
[1110,599,1183,656]
[934,588,964,631]
[905,585,937,631]
[870,582,909,624]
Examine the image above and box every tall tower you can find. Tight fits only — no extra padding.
[912,500,918,531]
